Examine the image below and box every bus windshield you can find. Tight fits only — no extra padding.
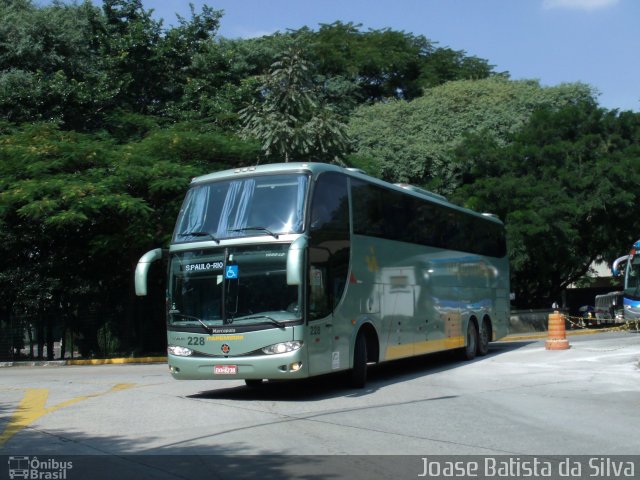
[625,255,640,300]
[173,173,308,243]
[167,244,301,329]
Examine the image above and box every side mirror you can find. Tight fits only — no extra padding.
[287,237,307,285]
[612,255,629,277]
[135,248,164,296]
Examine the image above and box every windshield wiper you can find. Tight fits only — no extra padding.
[169,310,214,334]
[229,226,279,239]
[235,315,286,329]
[178,231,220,243]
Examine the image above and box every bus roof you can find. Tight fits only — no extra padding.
[190,162,340,184]
[190,162,504,225]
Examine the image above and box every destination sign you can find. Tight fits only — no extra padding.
[183,262,224,272]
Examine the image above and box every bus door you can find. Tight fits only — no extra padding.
[306,171,351,375]
[307,250,335,375]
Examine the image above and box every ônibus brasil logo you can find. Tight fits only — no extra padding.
[8,456,73,479]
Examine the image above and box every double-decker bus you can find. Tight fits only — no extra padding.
[135,163,510,387]
[595,240,640,323]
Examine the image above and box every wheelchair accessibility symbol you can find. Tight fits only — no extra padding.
[225,265,238,279]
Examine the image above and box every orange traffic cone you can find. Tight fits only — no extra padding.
[545,310,570,350]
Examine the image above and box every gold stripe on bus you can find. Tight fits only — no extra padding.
[385,343,414,359]
[207,335,245,341]
[385,336,466,360]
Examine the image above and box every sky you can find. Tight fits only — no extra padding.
[123,0,640,111]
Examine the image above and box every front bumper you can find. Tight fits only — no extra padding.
[168,348,308,380]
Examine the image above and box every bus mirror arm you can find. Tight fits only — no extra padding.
[135,248,164,296]
[287,237,308,286]
[612,255,629,277]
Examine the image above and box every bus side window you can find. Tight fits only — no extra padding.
[308,173,351,318]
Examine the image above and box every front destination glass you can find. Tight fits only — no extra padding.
[168,244,301,330]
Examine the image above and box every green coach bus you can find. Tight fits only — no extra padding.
[135,162,510,388]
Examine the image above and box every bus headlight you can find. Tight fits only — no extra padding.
[262,341,303,355]
[168,345,193,357]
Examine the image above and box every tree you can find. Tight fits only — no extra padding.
[419,47,502,89]
[348,77,596,192]
[0,3,500,129]
[171,33,288,125]
[0,122,259,358]
[180,21,500,125]
[0,0,116,129]
[298,22,497,103]
[239,46,351,163]
[0,0,224,130]
[450,103,640,308]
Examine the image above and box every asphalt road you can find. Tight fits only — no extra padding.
[1,331,639,479]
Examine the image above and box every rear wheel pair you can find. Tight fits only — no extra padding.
[463,319,491,360]
[478,320,490,356]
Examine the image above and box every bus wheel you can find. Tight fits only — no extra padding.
[478,319,491,356]
[351,332,368,388]
[462,320,478,361]
[245,379,264,388]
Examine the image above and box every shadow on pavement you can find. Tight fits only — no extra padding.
[188,340,536,402]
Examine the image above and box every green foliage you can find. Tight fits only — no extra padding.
[0,0,223,129]
[173,21,500,123]
[296,22,496,103]
[97,320,121,357]
[302,22,432,102]
[0,121,259,357]
[451,103,640,307]
[2,0,638,346]
[101,0,223,116]
[0,3,500,130]
[0,0,115,128]
[239,46,351,162]
[419,47,503,88]
[348,77,596,191]
[102,110,162,143]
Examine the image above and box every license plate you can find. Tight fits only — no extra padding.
[214,365,237,375]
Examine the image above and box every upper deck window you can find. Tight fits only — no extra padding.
[174,173,309,243]
[351,179,506,258]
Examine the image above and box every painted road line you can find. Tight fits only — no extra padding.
[0,383,135,448]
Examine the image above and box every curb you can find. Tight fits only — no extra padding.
[0,360,68,368]
[0,357,167,367]
[67,356,167,366]
[502,328,609,342]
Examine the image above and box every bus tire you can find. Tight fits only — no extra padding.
[462,320,478,361]
[478,319,491,356]
[351,332,368,388]
[245,379,264,388]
